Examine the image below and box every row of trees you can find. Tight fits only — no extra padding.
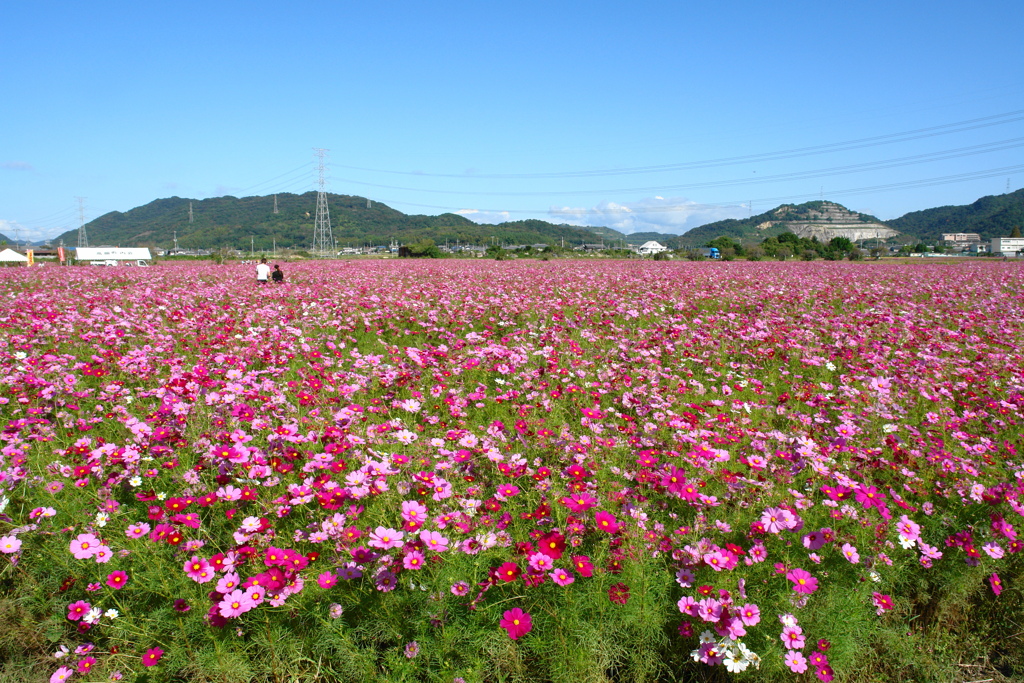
[701,233,874,261]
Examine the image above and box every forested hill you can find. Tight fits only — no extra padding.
[51,193,628,251]
[886,188,1024,242]
[673,201,884,248]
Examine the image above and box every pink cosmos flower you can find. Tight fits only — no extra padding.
[841,542,860,563]
[787,568,819,594]
[982,542,1004,559]
[499,608,533,640]
[872,592,894,615]
[125,522,150,539]
[496,484,520,499]
[528,552,554,572]
[403,551,425,570]
[990,573,1003,596]
[368,527,404,550]
[50,666,74,683]
[218,589,255,618]
[450,581,469,596]
[738,603,761,626]
[142,647,164,667]
[106,571,128,589]
[550,568,574,586]
[702,550,729,571]
[594,510,620,534]
[317,571,338,589]
[785,650,808,673]
[183,556,214,583]
[781,626,805,650]
[400,500,427,524]
[571,555,594,577]
[67,600,91,621]
[77,656,96,674]
[419,530,449,552]
[216,572,241,594]
[560,493,598,512]
[896,515,921,541]
[760,507,795,534]
[0,535,21,554]
[69,533,101,560]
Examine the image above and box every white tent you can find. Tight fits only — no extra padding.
[0,248,29,263]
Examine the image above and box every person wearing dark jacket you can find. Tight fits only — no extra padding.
[271,264,284,283]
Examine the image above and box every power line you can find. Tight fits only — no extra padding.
[331,136,1024,198]
[334,108,1024,180]
[373,163,1024,217]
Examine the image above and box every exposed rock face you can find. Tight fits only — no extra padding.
[758,202,897,242]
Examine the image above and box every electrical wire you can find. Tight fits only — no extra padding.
[333,109,1024,179]
[331,137,1024,197]
[374,164,1024,217]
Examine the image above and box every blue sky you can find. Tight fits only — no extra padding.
[2,0,1023,242]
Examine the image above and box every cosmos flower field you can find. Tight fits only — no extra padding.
[1,259,1022,682]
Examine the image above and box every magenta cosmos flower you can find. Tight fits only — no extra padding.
[67,600,91,621]
[106,571,128,589]
[990,573,1003,596]
[142,647,164,667]
[499,608,533,640]
[594,510,621,534]
[786,568,819,594]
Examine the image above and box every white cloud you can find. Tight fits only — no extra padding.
[0,219,57,244]
[549,196,747,235]
[1,161,33,171]
[455,209,512,224]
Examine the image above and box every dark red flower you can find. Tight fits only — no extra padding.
[608,582,630,605]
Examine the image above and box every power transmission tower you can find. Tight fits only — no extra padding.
[312,148,334,256]
[273,194,279,214]
[76,197,88,247]
[189,202,194,223]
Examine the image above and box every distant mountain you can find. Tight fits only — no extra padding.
[677,201,891,247]
[52,193,626,251]
[0,232,12,245]
[887,189,1024,242]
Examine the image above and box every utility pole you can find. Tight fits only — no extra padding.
[75,197,88,247]
[189,202,194,223]
[312,148,334,256]
[250,236,254,257]
[173,229,179,253]
[273,194,279,214]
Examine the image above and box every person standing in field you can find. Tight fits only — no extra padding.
[256,257,271,284]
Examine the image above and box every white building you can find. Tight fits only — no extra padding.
[637,240,667,255]
[991,237,1024,257]
[942,232,981,244]
[75,247,152,263]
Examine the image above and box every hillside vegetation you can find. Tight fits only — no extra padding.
[51,193,627,251]
[887,188,1024,242]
